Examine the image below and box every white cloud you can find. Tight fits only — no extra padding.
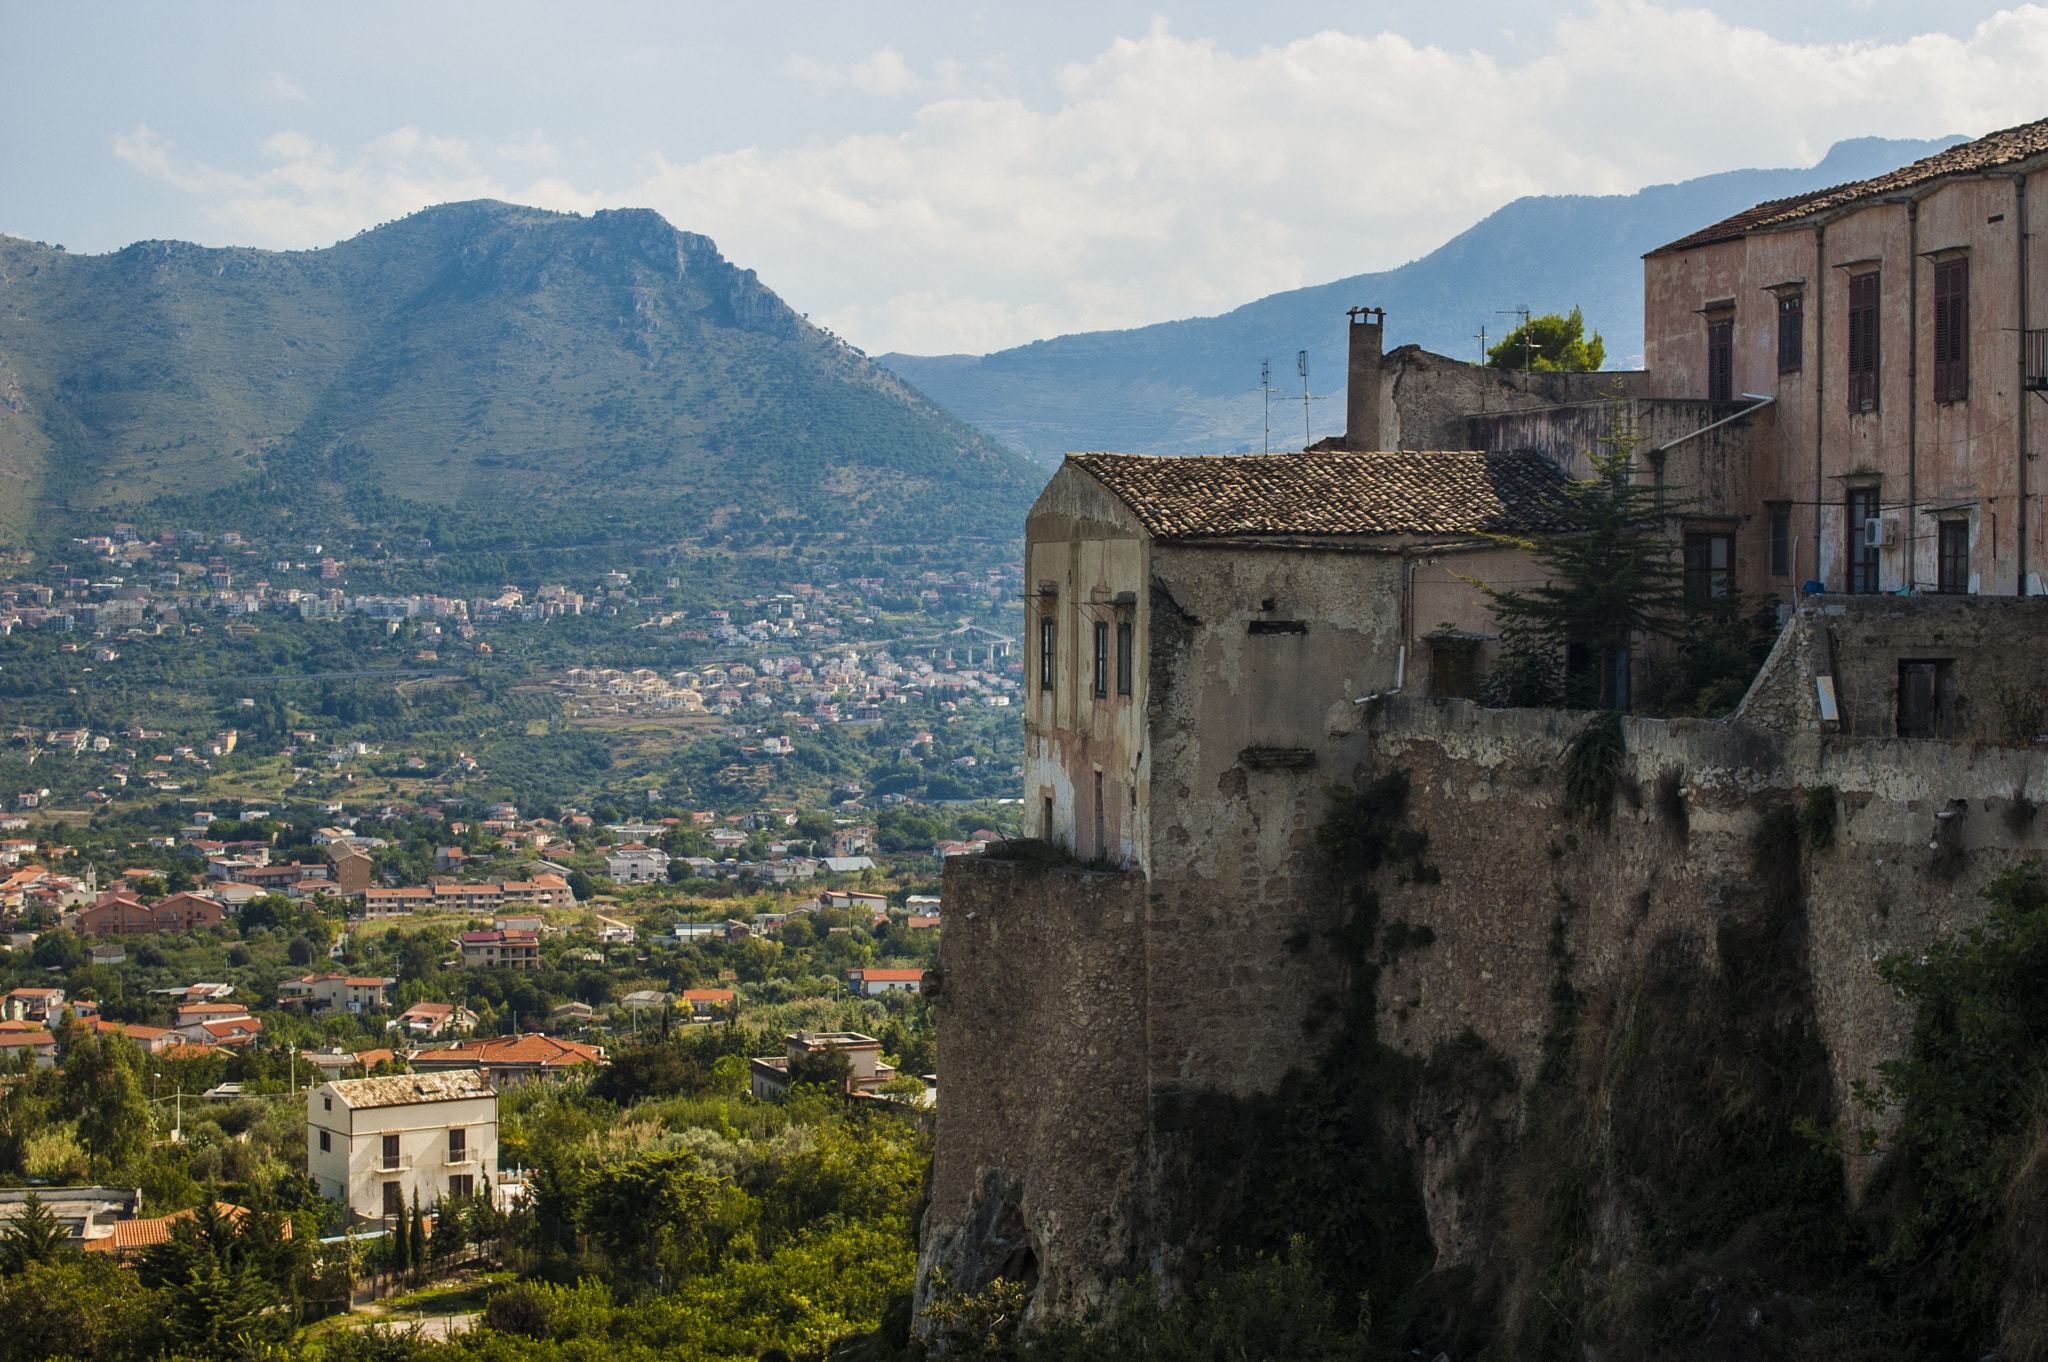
[115,5,2048,354]
[259,72,310,103]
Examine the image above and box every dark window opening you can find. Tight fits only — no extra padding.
[1093,772,1106,863]
[1038,614,1056,692]
[449,1127,467,1160]
[382,1181,404,1218]
[1778,293,1803,374]
[1042,796,1054,843]
[1933,258,1969,402]
[1769,504,1792,576]
[1707,317,1733,401]
[1847,270,1880,412]
[1938,521,1970,594]
[1247,619,1308,635]
[1684,531,1735,597]
[1428,637,1480,700]
[449,1174,475,1199]
[1115,621,1133,695]
[1848,487,1881,594]
[318,1129,330,1153]
[1897,659,1954,739]
[1092,620,1109,698]
[381,1133,401,1169]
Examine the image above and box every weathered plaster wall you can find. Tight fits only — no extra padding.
[1143,542,1395,1102]
[1024,464,1153,867]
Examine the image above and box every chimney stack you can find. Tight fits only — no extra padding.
[1345,307,1385,451]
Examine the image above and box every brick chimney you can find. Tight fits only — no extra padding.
[1345,307,1385,450]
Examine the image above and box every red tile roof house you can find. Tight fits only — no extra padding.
[394,1001,477,1037]
[186,1017,264,1049]
[0,1027,56,1067]
[681,988,736,1020]
[458,930,541,970]
[847,967,925,998]
[2,986,65,1022]
[83,1203,284,1257]
[408,1034,605,1087]
[277,974,397,1014]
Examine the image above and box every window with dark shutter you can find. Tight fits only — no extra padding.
[1092,620,1109,698]
[1768,505,1792,576]
[1933,259,1969,402]
[1847,271,1880,412]
[1038,613,1056,693]
[1707,318,1733,401]
[1937,521,1970,593]
[1777,294,1803,373]
[1683,532,1734,597]
[1115,620,1133,695]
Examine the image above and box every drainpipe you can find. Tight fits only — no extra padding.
[1907,199,1919,590]
[1814,224,1827,589]
[2019,173,2033,594]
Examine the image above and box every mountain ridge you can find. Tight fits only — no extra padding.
[0,200,1041,550]
[879,134,1967,464]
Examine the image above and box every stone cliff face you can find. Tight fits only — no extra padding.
[922,598,2048,1353]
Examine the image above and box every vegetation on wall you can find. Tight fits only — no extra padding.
[1484,306,1607,373]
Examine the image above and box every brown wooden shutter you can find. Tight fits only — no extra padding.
[1847,271,1880,411]
[1707,319,1733,401]
[1933,259,1968,402]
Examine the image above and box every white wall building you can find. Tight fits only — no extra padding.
[306,1071,499,1221]
[604,845,670,883]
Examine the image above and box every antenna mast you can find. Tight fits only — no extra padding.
[1257,359,1283,454]
[1497,309,1534,371]
[1297,350,1310,449]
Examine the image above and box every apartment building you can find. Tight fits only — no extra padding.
[306,1071,500,1220]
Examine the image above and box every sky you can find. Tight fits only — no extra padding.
[2,2,2045,357]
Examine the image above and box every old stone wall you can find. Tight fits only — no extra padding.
[917,860,1151,1317]
[920,686,2048,1323]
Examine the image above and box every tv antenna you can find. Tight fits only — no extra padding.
[1257,358,1285,454]
[1497,309,1535,371]
[1298,350,1311,448]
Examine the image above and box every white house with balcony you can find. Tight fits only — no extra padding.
[306,1070,499,1222]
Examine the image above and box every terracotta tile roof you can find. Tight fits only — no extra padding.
[851,968,925,982]
[682,989,735,1002]
[1648,116,2048,257]
[1064,451,1575,540]
[83,1203,273,1254]
[419,1034,604,1069]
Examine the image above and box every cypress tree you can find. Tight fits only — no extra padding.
[410,1193,427,1275]
[390,1198,409,1277]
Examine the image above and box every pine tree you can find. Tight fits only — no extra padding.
[1470,406,1687,710]
[0,1192,73,1273]
[410,1193,427,1276]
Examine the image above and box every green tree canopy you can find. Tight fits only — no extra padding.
[1487,306,1606,372]
[0,1193,72,1275]
[63,1033,149,1176]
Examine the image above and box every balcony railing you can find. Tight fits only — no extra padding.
[444,1151,474,1165]
[2025,329,2048,393]
[378,1153,413,1172]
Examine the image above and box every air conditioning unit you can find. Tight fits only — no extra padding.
[1862,515,1900,549]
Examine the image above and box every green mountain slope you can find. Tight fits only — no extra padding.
[0,201,1040,549]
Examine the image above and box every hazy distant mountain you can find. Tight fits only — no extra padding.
[0,201,1041,548]
[880,135,1965,464]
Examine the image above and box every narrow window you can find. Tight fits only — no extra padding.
[1777,293,1803,374]
[319,1129,331,1153]
[324,1097,332,1111]
[1092,620,1109,698]
[1706,318,1733,401]
[1937,521,1970,594]
[1115,621,1133,696]
[1683,532,1734,597]
[1933,259,1969,402]
[1897,660,1952,738]
[1042,796,1054,843]
[449,1174,474,1199]
[1768,504,1792,577]
[382,1133,401,1169]
[1038,613,1056,693]
[1847,487,1881,594]
[383,1182,404,1218]
[1847,271,1880,412]
[448,1127,467,1161]
[1093,772,1106,863]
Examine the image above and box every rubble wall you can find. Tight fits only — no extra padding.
[920,686,2048,1320]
